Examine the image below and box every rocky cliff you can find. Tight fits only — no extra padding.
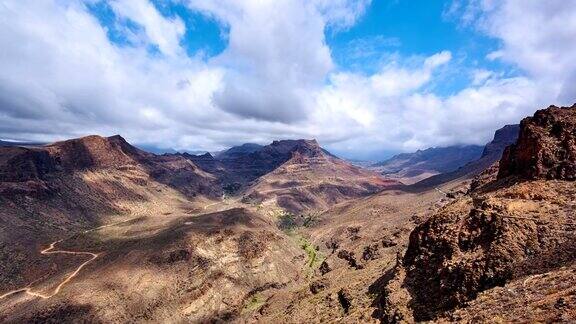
[499,104,576,180]
[382,104,576,322]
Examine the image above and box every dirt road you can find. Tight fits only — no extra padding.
[0,201,233,302]
[0,240,98,300]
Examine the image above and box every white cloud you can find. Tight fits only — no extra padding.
[471,69,493,85]
[0,0,574,159]
[0,0,225,148]
[186,0,344,122]
[313,52,550,153]
[449,0,576,104]
[109,0,185,56]
[0,0,372,151]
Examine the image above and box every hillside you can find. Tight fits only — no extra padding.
[381,104,576,322]
[0,135,220,293]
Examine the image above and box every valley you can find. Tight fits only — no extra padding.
[1,105,576,322]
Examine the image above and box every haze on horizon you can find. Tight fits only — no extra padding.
[0,0,575,160]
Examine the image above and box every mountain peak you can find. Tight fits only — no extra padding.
[45,134,142,170]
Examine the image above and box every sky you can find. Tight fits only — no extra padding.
[0,0,575,160]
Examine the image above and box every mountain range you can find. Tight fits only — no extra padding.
[1,105,575,322]
[370,145,484,184]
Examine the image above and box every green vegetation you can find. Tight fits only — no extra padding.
[299,236,323,268]
[272,208,325,273]
[302,211,321,227]
[242,294,265,313]
[274,209,320,230]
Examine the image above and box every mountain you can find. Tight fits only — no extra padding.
[382,104,576,322]
[242,139,397,212]
[0,136,394,322]
[0,140,46,147]
[172,152,222,174]
[0,135,221,293]
[412,124,520,189]
[371,145,484,184]
[3,107,575,323]
[216,143,264,159]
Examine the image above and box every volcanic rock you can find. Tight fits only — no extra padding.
[499,104,576,180]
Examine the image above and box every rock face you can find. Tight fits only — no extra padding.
[383,105,576,321]
[480,124,520,160]
[499,104,576,180]
[0,147,57,182]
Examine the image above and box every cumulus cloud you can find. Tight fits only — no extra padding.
[186,0,338,122]
[313,52,548,154]
[0,0,574,158]
[109,0,185,56]
[0,0,224,147]
[447,0,576,104]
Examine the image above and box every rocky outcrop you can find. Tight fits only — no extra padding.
[0,147,57,182]
[383,105,576,321]
[499,104,576,180]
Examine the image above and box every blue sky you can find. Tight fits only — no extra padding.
[0,0,575,160]
[89,0,506,95]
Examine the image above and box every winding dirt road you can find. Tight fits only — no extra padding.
[0,240,98,300]
[0,217,143,301]
[0,201,230,302]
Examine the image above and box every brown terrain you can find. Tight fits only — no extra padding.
[1,104,575,323]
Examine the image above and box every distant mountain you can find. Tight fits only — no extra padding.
[412,124,520,188]
[136,144,208,156]
[0,139,45,147]
[371,145,484,184]
[216,143,264,159]
[159,139,396,211]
